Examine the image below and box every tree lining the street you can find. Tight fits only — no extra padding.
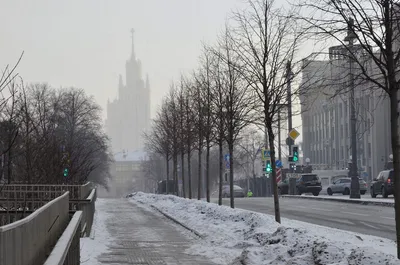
[143,0,308,213]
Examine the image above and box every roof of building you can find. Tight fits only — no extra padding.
[114,150,147,162]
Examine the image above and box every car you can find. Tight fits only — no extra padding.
[278,174,322,196]
[222,184,245,197]
[327,178,367,195]
[370,170,394,198]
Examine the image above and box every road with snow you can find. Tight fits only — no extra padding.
[215,197,395,240]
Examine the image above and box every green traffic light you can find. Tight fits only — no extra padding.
[266,161,272,173]
[293,151,298,162]
[63,168,69,177]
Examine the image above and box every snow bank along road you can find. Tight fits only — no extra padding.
[214,197,395,240]
[131,192,399,265]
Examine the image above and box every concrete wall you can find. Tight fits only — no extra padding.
[0,192,70,265]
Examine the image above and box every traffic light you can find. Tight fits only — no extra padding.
[266,160,272,173]
[63,168,69,177]
[292,145,299,162]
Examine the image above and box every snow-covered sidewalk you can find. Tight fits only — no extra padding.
[131,192,400,265]
[80,198,218,265]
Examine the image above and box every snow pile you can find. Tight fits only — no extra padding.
[80,198,112,265]
[130,192,400,265]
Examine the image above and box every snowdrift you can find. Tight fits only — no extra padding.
[130,192,400,265]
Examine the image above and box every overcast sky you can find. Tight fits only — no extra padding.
[1,0,305,142]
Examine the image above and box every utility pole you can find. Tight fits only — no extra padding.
[344,18,360,199]
[286,61,293,155]
[278,110,282,162]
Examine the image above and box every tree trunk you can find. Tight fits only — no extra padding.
[206,143,211,202]
[198,148,202,200]
[390,90,400,258]
[218,140,223,206]
[187,151,192,199]
[166,154,170,194]
[173,154,178,196]
[252,160,256,197]
[267,124,281,223]
[181,151,186,198]
[229,143,234,208]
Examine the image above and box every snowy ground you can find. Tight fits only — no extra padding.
[131,192,400,265]
[80,198,112,265]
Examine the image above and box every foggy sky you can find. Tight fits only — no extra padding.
[1,0,304,141]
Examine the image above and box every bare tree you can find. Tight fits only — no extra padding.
[297,0,400,257]
[177,81,187,197]
[166,85,180,196]
[213,25,256,208]
[230,0,306,221]
[183,79,197,199]
[195,47,217,202]
[237,129,264,193]
[144,101,172,193]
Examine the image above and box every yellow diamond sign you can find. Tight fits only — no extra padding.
[288,128,300,141]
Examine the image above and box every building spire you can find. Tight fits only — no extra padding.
[130,28,135,59]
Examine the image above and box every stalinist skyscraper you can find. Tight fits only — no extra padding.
[106,29,151,153]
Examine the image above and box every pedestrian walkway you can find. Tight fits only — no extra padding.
[95,198,217,265]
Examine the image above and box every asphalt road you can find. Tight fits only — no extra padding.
[213,197,395,240]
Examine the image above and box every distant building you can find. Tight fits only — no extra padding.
[97,150,148,197]
[300,45,391,181]
[105,29,151,153]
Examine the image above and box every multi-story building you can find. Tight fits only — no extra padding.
[300,45,391,181]
[105,29,151,153]
[97,150,148,197]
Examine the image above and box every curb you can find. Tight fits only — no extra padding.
[150,205,205,238]
[281,195,395,207]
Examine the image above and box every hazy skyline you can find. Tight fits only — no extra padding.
[1,0,250,118]
[1,0,305,143]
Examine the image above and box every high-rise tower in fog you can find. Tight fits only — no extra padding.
[106,29,151,153]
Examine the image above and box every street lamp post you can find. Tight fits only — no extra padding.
[344,18,360,199]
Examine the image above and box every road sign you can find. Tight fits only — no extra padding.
[224,154,230,169]
[288,128,300,141]
[276,159,282,168]
[224,154,230,162]
[276,168,282,183]
[261,149,271,161]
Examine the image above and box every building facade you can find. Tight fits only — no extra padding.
[97,150,148,198]
[105,29,151,153]
[300,45,392,181]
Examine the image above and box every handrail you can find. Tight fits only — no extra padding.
[87,188,96,201]
[0,191,69,232]
[43,211,82,265]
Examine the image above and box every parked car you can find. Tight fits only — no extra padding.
[278,174,322,196]
[327,178,367,195]
[222,185,245,197]
[370,170,394,198]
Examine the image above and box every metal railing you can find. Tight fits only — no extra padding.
[43,211,82,265]
[0,182,92,201]
[0,192,70,265]
[0,183,97,264]
[79,188,96,237]
[0,183,93,226]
